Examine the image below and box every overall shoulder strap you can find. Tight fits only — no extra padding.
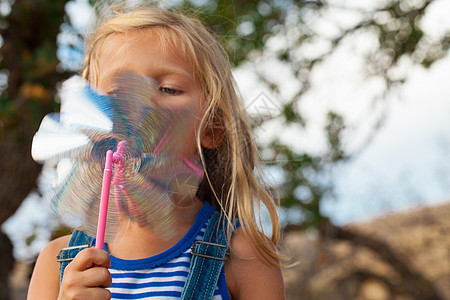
[56,229,95,284]
[181,211,235,300]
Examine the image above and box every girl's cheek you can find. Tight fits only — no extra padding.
[178,116,202,157]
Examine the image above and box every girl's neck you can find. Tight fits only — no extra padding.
[106,199,204,260]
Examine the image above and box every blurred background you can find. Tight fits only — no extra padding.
[0,0,449,299]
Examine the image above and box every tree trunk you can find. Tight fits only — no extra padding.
[0,126,42,224]
[0,231,13,300]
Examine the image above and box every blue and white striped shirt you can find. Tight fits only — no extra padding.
[105,202,230,299]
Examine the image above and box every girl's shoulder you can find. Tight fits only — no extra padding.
[34,234,71,271]
[28,235,71,299]
[37,234,72,266]
[225,227,285,299]
[45,234,72,253]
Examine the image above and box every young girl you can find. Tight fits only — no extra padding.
[28,2,285,299]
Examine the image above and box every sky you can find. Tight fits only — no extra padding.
[3,0,450,260]
[322,55,450,224]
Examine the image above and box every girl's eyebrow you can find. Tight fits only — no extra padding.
[152,66,194,82]
[101,66,194,86]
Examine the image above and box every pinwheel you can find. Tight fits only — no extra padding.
[32,71,204,244]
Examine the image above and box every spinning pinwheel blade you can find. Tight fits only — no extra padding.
[32,71,204,243]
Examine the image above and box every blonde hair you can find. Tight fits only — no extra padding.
[83,1,282,266]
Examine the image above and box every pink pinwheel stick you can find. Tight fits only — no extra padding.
[95,150,114,249]
[95,141,127,249]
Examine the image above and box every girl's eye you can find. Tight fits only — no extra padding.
[160,87,180,95]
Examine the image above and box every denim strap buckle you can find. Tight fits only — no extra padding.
[56,244,90,262]
[191,241,229,261]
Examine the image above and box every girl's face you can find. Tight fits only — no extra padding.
[96,28,205,156]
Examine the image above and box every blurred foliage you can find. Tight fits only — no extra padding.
[50,224,73,240]
[0,0,69,227]
[235,0,450,231]
[0,2,70,296]
[177,0,285,66]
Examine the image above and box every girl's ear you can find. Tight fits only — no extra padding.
[201,125,225,149]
